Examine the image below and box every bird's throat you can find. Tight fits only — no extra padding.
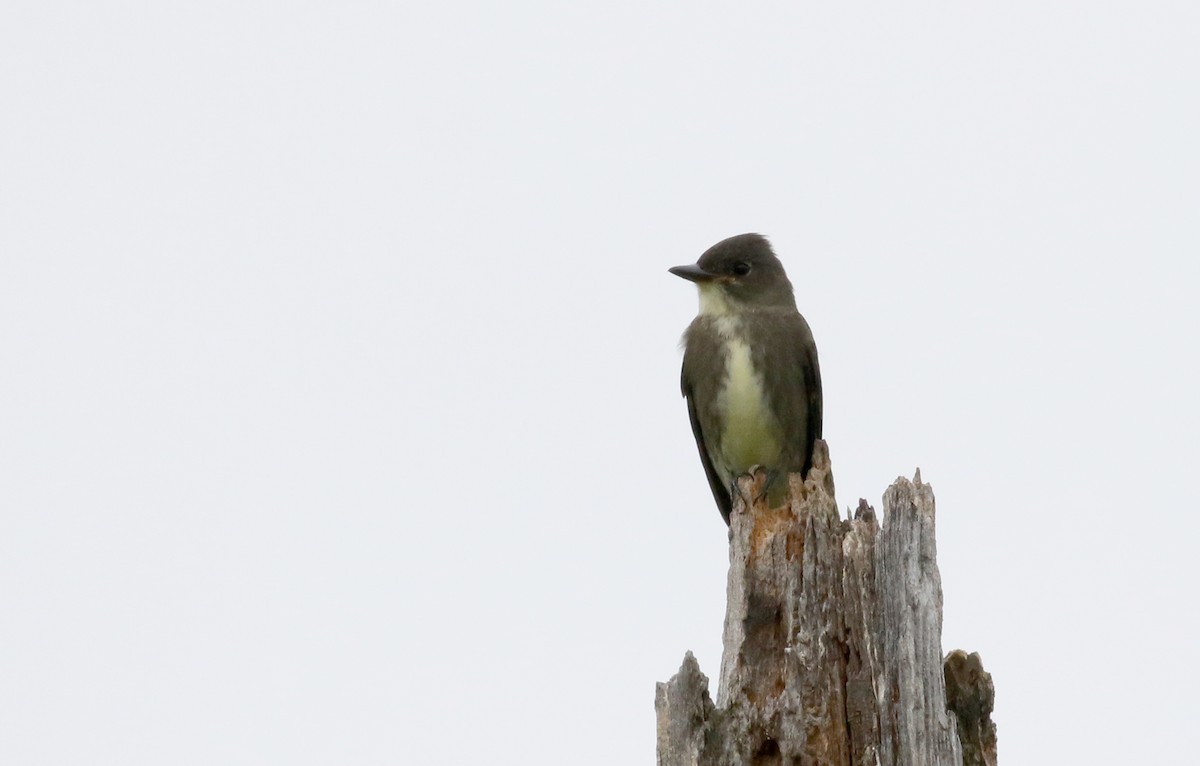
[697,283,736,317]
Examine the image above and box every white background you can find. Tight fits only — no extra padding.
[3,2,1198,764]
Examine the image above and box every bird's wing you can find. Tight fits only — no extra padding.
[755,311,823,478]
[685,389,732,524]
[681,319,733,524]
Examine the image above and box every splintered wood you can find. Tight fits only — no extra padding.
[656,441,992,766]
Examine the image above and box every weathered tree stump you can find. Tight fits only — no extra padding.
[655,441,994,766]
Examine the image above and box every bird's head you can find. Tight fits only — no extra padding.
[669,233,796,315]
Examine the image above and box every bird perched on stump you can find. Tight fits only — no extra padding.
[670,233,823,524]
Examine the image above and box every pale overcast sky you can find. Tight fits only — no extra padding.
[2,2,1197,764]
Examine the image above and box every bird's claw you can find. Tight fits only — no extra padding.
[731,465,782,511]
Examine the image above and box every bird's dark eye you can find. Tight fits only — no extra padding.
[732,262,752,276]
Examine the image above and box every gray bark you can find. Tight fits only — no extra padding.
[656,441,994,766]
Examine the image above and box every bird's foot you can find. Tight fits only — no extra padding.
[731,465,781,511]
[756,467,785,506]
[731,476,755,513]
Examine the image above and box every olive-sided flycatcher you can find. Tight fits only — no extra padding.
[670,233,823,524]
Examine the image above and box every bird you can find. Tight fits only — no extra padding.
[670,233,823,524]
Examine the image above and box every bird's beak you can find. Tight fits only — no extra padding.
[669,263,718,283]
